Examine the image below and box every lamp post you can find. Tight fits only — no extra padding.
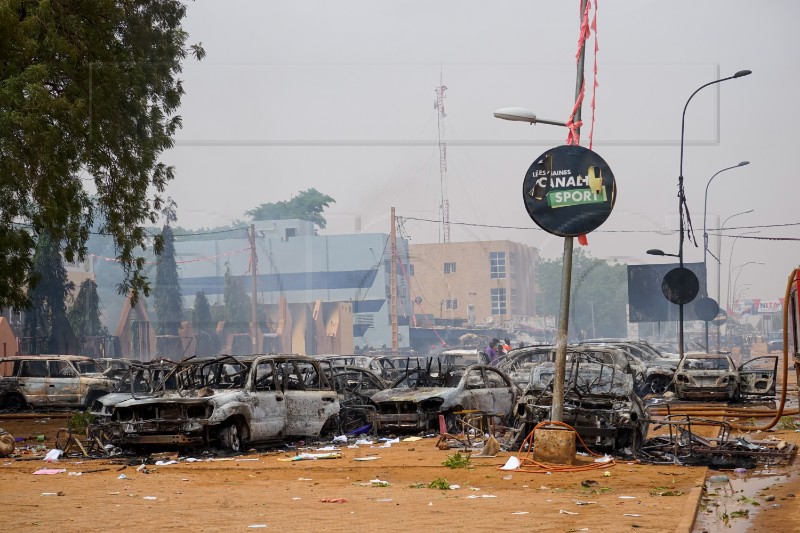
[714,209,754,349]
[702,162,749,350]
[494,105,571,421]
[725,232,760,344]
[676,69,751,360]
[646,249,680,348]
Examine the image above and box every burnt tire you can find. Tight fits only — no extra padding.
[220,420,245,452]
[646,375,670,395]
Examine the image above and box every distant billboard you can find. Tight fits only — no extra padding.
[627,263,707,323]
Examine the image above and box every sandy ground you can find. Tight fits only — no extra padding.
[0,342,797,533]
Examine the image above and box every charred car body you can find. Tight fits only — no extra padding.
[0,355,116,410]
[512,360,649,451]
[673,354,777,401]
[91,355,339,451]
[369,364,519,433]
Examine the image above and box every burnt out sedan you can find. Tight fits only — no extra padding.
[674,353,777,401]
[512,361,648,451]
[369,364,519,433]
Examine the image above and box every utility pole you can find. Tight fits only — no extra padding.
[551,0,587,423]
[249,224,259,354]
[435,70,450,243]
[390,207,398,352]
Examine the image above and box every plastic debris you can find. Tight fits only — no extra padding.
[155,460,178,466]
[332,435,348,443]
[118,474,128,480]
[354,439,373,446]
[247,525,268,528]
[370,479,389,487]
[624,514,642,517]
[500,456,521,470]
[402,436,422,442]
[319,498,348,503]
[559,509,578,515]
[33,468,66,475]
[278,452,342,462]
[708,475,729,483]
[41,492,64,496]
[575,501,597,505]
[603,471,612,477]
[142,496,157,500]
[353,456,379,461]
[511,512,530,515]
[43,449,62,463]
[618,496,636,499]
[67,471,82,476]
[594,454,613,463]
[733,468,747,477]
[466,494,497,499]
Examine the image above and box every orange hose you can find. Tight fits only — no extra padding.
[499,420,617,474]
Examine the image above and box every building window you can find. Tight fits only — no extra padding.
[445,299,458,310]
[491,288,507,315]
[510,288,517,314]
[490,252,506,279]
[509,252,516,278]
[444,262,456,274]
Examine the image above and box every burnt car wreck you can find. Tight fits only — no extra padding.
[90,355,340,451]
[369,364,519,433]
[511,360,649,452]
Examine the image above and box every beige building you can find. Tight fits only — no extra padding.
[408,240,539,326]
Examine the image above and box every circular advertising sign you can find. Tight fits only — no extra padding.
[522,145,616,237]
[661,267,700,305]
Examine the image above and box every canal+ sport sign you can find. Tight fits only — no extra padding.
[522,145,616,237]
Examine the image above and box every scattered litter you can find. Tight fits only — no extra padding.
[581,480,599,487]
[41,492,64,496]
[297,478,313,481]
[370,479,389,487]
[575,501,596,505]
[354,439,373,446]
[448,484,460,490]
[33,468,66,475]
[292,497,301,500]
[247,525,268,529]
[142,496,157,501]
[279,452,342,462]
[315,446,340,452]
[559,509,578,515]
[734,468,748,477]
[332,435,348,443]
[136,464,148,472]
[155,460,178,466]
[375,498,393,502]
[185,458,202,463]
[708,475,729,483]
[43,449,62,463]
[594,455,613,463]
[466,494,497,499]
[108,492,120,495]
[402,436,422,442]
[511,512,529,515]
[353,456,379,461]
[500,456,521,470]
[118,474,128,480]
[618,496,636,499]
[502,475,513,480]
[603,471,612,477]
[623,514,642,517]
[469,487,481,491]
[319,498,348,503]
[67,471,82,476]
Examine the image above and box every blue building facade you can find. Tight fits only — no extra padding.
[174,219,411,350]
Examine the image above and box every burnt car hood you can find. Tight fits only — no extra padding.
[371,387,453,405]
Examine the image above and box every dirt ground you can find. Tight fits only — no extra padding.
[0,342,797,533]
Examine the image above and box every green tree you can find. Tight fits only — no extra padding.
[223,264,251,333]
[23,233,75,353]
[0,1,204,311]
[192,290,219,356]
[246,188,336,230]
[68,279,107,338]
[536,249,628,339]
[153,225,183,335]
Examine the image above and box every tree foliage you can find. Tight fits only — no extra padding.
[223,264,251,333]
[153,225,183,335]
[246,188,336,230]
[68,279,107,338]
[0,1,204,310]
[536,249,628,339]
[23,233,75,352]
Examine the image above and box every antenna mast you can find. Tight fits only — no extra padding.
[434,70,450,243]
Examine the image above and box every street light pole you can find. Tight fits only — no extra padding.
[702,161,749,350]
[677,69,751,359]
[726,233,760,346]
[715,209,754,350]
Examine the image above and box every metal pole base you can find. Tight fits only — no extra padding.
[532,426,576,465]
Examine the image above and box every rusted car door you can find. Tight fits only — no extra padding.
[18,359,49,406]
[279,360,338,437]
[738,356,778,396]
[47,360,81,405]
[249,359,287,440]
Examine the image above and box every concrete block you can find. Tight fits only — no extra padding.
[532,426,576,465]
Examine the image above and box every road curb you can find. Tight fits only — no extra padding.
[675,469,708,533]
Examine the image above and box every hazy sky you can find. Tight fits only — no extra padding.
[157,0,798,305]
